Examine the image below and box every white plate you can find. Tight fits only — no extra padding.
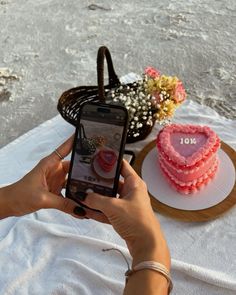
[142,148,235,211]
[0,184,10,188]
[93,154,117,180]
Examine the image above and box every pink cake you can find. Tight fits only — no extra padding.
[97,149,117,172]
[156,124,221,194]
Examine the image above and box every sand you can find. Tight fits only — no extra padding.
[0,0,236,148]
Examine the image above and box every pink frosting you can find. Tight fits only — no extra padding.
[159,157,219,194]
[156,123,221,194]
[159,154,217,182]
[170,132,207,158]
[157,124,220,167]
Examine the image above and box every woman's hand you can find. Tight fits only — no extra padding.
[80,160,170,269]
[0,136,86,219]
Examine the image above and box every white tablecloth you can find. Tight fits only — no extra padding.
[0,97,236,295]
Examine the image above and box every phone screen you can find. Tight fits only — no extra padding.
[66,103,128,202]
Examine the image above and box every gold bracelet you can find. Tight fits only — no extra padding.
[125,261,173,293]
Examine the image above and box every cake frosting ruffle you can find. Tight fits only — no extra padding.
[156,124,221,194]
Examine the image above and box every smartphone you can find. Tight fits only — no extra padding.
[66,102,129,203]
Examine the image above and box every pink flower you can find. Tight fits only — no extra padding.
[153,91,161,103]
[145,67,160,79]
[173,81,186,103]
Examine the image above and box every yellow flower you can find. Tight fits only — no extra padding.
[154,100,176,121]
[147,75,180,98]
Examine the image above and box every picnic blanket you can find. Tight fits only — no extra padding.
[0,74,236,294]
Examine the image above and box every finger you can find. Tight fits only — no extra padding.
[43,191,85,218]
[50,134,75,160]
[120,160,142,190]
[82,192,115,213]
[121,159,139,179]
[85,209,110,224]
[117,179,124,195]
[62,160,70,174]
[62,179,67,189]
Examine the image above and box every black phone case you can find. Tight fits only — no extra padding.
[66,102,129,205]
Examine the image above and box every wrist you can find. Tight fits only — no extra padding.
[126,260,173,294]
[128,224,170,269]
[132,238,170,270]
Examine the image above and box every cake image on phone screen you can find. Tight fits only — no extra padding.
[156,124,221,194]
[96,149,118,172]
[92,148,118,180]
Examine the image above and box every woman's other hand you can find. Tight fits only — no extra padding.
[0,136,85,219]
[80,160,170,269]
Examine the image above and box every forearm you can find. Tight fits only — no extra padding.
[0,185,15,219]
[131,231,170,269]
[124,222,171,295]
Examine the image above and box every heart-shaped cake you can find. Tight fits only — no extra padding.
[97,149,117,172]
[156,124,221,194]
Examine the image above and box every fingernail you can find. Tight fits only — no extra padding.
[73,206,86,216]
[76,192,87,201]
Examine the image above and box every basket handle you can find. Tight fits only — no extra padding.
[79,123,86,139]
[97,46,120,102]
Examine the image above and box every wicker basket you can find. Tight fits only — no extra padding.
[57,46,155,143]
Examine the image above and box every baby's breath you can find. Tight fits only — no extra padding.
[107,67,186,139]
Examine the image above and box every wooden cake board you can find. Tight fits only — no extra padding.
[133,141,236,222]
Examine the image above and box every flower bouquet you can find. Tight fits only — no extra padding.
[107,66,186,141]
[58,46,186,144]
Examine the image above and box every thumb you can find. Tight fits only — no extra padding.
[43,192,86,218]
